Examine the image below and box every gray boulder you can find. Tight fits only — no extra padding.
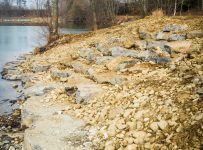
[80,48,102,61]
[95,56,114,65]
[111,47,138,57]
[147,41,172,55]
[163,24,188,32]
[156,32,169,40]
[138,50,171,64]
[51,69,72,78]
[32,63,50,73]
[168,34,186,41]
[95,43,111,56]
[24,83,60,98]
[139,31,152,40]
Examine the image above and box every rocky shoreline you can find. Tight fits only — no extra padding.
[1,16,203,149]
[0,55,29,150]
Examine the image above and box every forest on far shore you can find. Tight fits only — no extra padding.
[0,0,203,28]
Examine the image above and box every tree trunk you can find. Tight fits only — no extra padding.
[202,0,203,10]
[142,0,148,16]
[180,0,184,15]
[90,0,98,30]
[173,0,177,16]
[50,0,59,41]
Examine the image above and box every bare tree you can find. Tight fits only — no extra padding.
[90,0,98,30]
[173,0,177,16]
[49,0,59,41]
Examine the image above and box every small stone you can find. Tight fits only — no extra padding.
[12,84,18,88]
[158,120,168,130]
[144,118,150,122]
[9,146,15,150]
[195,113,203,121]
[126,144,137,150]
[105,141,115,150]
[132,131,147,144]
[176,125,183,132]
[150,122,159,132]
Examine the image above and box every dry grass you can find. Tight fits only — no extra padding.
[151,9,165,18]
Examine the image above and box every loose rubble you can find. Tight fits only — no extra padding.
[1,16,203,149]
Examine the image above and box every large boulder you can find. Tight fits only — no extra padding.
[165,41,192,53]
[156,32,169,40]
[80,48,102,61]
[147,41,172,55]
[32,63,50,73]
[95,43,111,56]
[1,61,23,80]
[71,61,90,74]
[187,30,203,39]
[95,56,114,65]
[106,56,138,71]
[163,24,188,32]
[111,47,170,64]
[50,68,72,78]
[168,34,186,41]
[24,83,61,98]
[111,47,138,57]
[138,27,152,40]
[137,50,171,64]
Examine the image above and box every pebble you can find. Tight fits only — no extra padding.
[126,144,137,150]
[150,122,159,132]
[158,120,168,130]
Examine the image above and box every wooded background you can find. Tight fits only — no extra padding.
[0,0,203,29]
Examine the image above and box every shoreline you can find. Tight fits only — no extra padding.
[0,23,47,26]
[0,16,203,149]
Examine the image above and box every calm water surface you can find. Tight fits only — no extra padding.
[0,26,87,114]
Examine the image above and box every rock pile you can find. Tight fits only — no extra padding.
[2,16,203,149]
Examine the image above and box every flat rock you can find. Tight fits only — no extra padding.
[50,68,72,78]
[24,83,62,98]
[71,61,90,74]
[156,32,169,40]
[106,56,138,71]
[187,30,203,39]
[111,47,138,57]
[165,41,192,53]
[32,63,50,73]
[163,24,188,32]
[80,48,102,61]
[168,34,186,41]
[76,84,104,104]
[96,56,114,65]
[22,96,90,150]
[88,68,127,85]
[147,41,171,54]
[95,43,111,56]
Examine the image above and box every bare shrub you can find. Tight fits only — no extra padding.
[151,9,165,18]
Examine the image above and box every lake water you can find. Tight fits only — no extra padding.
[0,26,88,114]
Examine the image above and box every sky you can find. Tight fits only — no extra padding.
[0,0,45,9]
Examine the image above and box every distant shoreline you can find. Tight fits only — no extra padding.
[0,17,48,26]
[0,22,47,26]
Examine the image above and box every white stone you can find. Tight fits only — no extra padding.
[158,120,168,130]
